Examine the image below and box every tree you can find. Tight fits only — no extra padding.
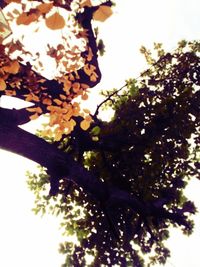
[27,40,200,266]
[0,1,199,266]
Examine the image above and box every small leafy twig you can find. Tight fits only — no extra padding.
[93,84,127,119]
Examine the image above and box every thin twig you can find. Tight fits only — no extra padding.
[93,84,127,119]
[92,52,172,120]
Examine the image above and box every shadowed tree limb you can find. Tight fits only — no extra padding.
[0,120,190,237]
[0,107,33,125]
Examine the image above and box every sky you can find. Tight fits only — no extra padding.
[0,0,200,266]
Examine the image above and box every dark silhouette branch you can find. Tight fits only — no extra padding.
[0,107,31,125]
[0,121,189,235]
[93,84,127,119]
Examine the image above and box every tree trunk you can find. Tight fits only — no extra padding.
[0,121,109,201]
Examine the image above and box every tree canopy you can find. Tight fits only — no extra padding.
[0,1,200,266]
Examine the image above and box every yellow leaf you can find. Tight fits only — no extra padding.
[42,98,52,105]
[45,12,65,30]
[83,108,90,114]
[16,12,40,25]
[80,0,92,7]
[26,107,37,112]
[81,83,89,89]
[32,94,40,102]
[63,110,73,121]
[90,72,98,82]
[25,94,33,102]
[59,94,66,100]
[93,6,113,22]
[54,128,62,141]
[87,47,93,62]
[37,3,53,14]
[62,102,69,109]
[49,113,59,126]
[29,113,39,120]
[0,78,6,91]
[36,107,43,114]
[25,93,40,102]
[80,119,90,131]
[72,82,80,93]
[69,119,76,128]
[65,119,76,133]
[5,0,21,3]
[41,128,53,138]
[5,90,16,96]
[63,80,72,94]
[69,73,75,81]
[12,9,20,15]
[83,64,92,76]
[54,98,62,105]
[47,105,62,113]
[81,93,88,100]
[27,107,42,114]
[3,61,20,74]
[85,115,92,122]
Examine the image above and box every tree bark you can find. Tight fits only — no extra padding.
[0,121,109,200]
[0,120,189,230]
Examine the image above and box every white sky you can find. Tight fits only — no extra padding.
[0,0,200,266]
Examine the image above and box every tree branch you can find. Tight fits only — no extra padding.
[93,84,127,119]
[0,107,32,125]
[0,121,191,237]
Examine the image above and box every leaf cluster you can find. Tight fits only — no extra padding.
[27,40,200,266]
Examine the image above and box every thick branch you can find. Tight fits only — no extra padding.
[0,107,32,125]
[0,122,109,201]
[0,122,188,229]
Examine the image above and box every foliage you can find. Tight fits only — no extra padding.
[0,0,113,140]
[27,40,200,266]
[1,1,200,267]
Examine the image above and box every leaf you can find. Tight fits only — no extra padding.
[90,73,98,82]
[0,78,6,91]
[93,6,113,22]
[3,61,20,74]
[90,126,101,135]
[72,82,80,93]
[83,108,90,114]
[81,93,88,100]
[83,64,92,76]
[37,3,53,14]
[80,0,92,8]
[85,115,92,122]
[12,9,21,15]
[80,119,90,131]
[25,93,40,102]
[81,83,89,90]
[59,94,66,100]
[29,113,39,120]
[54,127,62,141]
[5,0,21,3]
[42,98,52,105]
[63,79,72,93]
[16,12,40,25]
[45,12,65,30]
[26,107,37,112]
[5,90,16,96]
[69,119,76,128]
[87,47,93,62]
[54,99,62,105]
